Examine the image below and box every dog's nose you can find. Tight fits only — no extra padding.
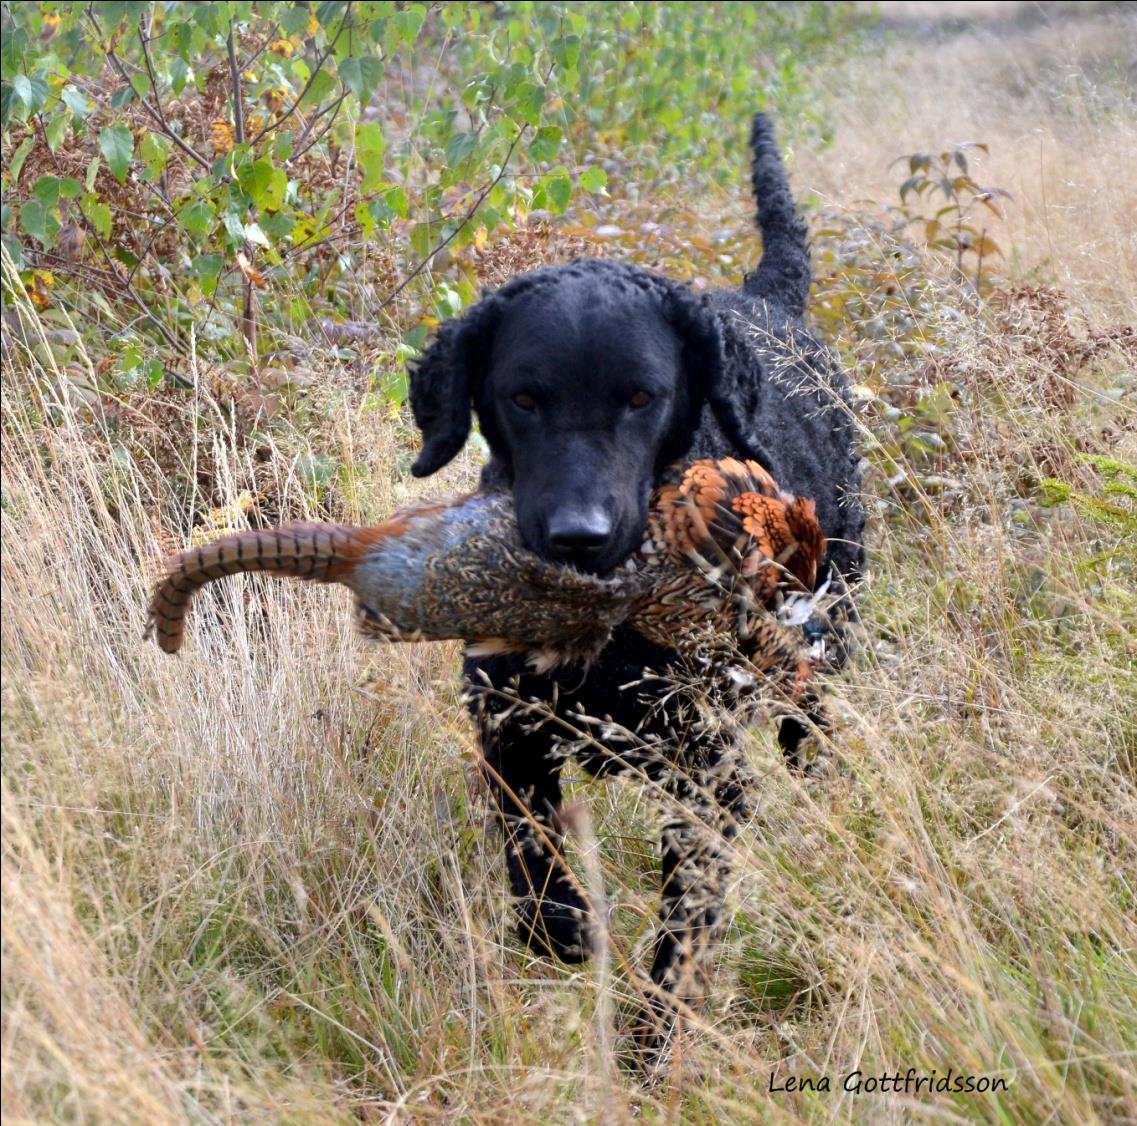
[547,510,612,556]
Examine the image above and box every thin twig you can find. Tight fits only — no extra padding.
[99,252,180,351]
[38,253,122,282]
[87,4,212,173]
[380,126,528,309]
[136,176,178,221]
[226,21,246,146]
[248,2,354,146]
[278,185,389,261]
[227,20,257,359]
[138,10,165,101]
[124,218,173,288]
[29,109,181,351]
[238,22,281,71]
[376,51,558,305]
[290,90,349,161]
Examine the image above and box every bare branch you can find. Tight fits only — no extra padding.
[290,90,349,162]
[226,21,246,146]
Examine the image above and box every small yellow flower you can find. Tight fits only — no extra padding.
[210,120,235,154]
[269,38,293,57]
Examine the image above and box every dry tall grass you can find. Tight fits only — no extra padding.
[797,2,1137,319]
[3,4,1136,1122]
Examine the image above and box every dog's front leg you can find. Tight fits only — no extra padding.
[465,662,595,964]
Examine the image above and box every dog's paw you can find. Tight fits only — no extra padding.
[515,894,594,963]
[622,997,694,1086]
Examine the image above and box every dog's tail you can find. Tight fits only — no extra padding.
[742,114,811,316]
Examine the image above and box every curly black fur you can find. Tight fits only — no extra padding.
[407,113,864,1059]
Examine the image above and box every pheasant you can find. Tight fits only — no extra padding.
[146,458,826,692]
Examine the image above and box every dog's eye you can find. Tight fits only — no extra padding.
[628,391,653,410]
[511,393,537,411]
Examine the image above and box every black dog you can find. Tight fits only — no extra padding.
[408,115,864,1052]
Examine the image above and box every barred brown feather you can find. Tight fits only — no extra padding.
[144,522,387,654]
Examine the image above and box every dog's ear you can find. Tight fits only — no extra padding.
[407,317,472,477]
[662,286,770,470]
[407,298,501,478]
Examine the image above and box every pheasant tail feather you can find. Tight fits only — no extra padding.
[144,522,380,654]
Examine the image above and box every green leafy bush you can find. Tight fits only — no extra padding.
[1,0,863,386]
[894,144,1011,290]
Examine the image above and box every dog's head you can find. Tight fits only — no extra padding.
[408,260,762,574]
